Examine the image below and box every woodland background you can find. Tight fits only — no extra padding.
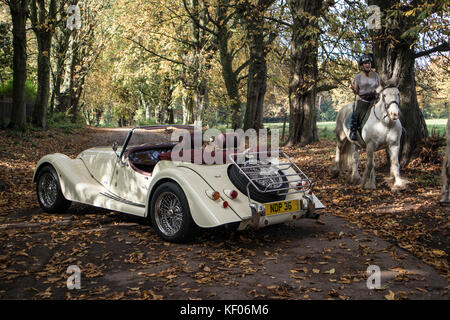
[0,1,449,299]
[0,0,449,165]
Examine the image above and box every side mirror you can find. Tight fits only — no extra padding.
[113,142,121,160]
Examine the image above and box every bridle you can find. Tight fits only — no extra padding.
[373,87,399,121]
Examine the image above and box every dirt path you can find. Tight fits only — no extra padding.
[0,127,448,300]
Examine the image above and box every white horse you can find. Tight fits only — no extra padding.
[330,86,407,191]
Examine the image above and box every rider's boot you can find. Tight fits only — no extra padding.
[350,113,358,141]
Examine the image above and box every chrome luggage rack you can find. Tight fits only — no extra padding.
[228,149,313,197]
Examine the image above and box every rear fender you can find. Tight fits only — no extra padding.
[146,165,242,228]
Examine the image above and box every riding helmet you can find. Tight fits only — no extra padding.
[358,53,374,66]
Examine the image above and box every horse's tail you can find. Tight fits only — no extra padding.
[339,138,353,171]
[330,103,354,177]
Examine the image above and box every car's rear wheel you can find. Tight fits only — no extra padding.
[36,165,71,213]
[150,181,196,243]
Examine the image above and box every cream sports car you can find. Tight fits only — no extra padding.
[34,125,324,243]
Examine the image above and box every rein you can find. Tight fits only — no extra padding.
[372,88,399,122]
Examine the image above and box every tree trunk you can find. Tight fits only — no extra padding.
[182,91,193,124]
[371,32,428,168]
[67,37,80,123]
[240,0,276,130]
[182,0,211,125]
[286,0,322,146]
[33,34,52,127]
[241,0,274,131]
[8,0,29,131]
[440,116,450,206]
[218,30,242,130]
[195,77,208,123]
[243,28,267,130]
[52,25,71,113]
[30,0,57,128]
[369,0,429,166]
[184,0,245,129]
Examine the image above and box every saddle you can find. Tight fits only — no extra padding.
[344,108,371,134]
[344,107,371,148]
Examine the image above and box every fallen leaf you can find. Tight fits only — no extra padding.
[385,290,396,300]
[324,268,335,275]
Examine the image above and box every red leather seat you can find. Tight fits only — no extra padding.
[158,149,237,164]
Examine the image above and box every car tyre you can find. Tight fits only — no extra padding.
[150,181,196,243]
[36,165,71,213]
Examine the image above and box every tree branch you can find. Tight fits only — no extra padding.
[125,37,187,68]
[182,0,218,37]
[316,83,338,93]
[234,59,250,77]
[415,42,450,59]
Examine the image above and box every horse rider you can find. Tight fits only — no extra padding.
[350,54,381,141]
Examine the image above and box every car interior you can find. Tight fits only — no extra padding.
[126,132,242,176]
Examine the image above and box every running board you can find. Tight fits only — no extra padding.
[100,192,146,208]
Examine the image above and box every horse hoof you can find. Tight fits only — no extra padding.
[391,184,406,192]
[362,182,376,189]
[391,179,408,192]
[350,176,361,185]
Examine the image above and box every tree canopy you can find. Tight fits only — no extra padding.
[0,0,448,160]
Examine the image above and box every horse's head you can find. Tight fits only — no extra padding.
[376,86,400,121]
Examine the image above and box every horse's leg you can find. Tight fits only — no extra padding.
[362,144,376,189]
[388,144,408,191]
[330,130,348,178]
[348,147,361,184]
[330,142,341,178]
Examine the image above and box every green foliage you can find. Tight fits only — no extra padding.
[0,78,37,103]
[316,99,337,122]
[0,22,12,83]
[47,112,84,133]
[133,107,158,126]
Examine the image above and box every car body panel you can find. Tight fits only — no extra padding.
[109,158,150,205]
[145,161,243,228]
[34,153,145,216]
[77,147,119,189]
[34,126,325,233]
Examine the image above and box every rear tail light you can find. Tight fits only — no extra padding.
[206,190,220,201]
[224,189,238,199]
[297,180,310,191]
[222,201,229,208]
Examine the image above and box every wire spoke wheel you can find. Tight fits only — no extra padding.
[38,171,59,208]
[154,191,184,237]
[150,181,196,243]
[36,166,71,213]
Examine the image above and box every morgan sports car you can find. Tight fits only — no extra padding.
[34,125,324,243]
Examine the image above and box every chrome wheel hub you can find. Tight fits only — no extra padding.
[155,192,183,236]
[38,172,58,208]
